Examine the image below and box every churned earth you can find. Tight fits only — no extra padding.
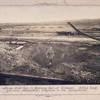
[0,38,100,84]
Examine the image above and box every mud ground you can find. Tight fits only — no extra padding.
[0,39,100,85]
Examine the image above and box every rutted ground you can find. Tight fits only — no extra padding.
[0,40,100,84]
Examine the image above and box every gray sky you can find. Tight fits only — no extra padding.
[0,6,100,23]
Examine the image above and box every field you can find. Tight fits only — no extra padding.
[0,19,100,85]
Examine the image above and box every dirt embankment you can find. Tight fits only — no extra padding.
[0,41,100,84]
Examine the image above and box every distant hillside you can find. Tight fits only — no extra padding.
[70,19,100,28]
[0,19,100,30]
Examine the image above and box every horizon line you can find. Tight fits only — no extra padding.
[0,18,100,24]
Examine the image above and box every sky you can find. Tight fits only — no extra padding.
[0,6,100,23]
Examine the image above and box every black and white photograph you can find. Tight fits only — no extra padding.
[0,2,100,85]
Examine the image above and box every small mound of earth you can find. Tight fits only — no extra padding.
[51,63,72,75]
[9,62,41,76]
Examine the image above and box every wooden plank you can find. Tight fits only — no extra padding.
[0,72,66,82]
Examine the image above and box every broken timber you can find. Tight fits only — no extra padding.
[68,22,100,41]
[0,72,68,84]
